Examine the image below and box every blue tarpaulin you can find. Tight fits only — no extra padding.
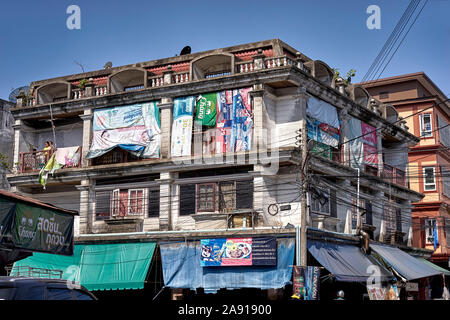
[160,238,294,294]
[371,244,442,281]
[308,240,394,282]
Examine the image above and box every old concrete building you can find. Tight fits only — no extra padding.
[8,39,437,300]
[0,99,14,189]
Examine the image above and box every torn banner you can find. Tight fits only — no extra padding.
[306,96,340,149]
[86,102,161,159]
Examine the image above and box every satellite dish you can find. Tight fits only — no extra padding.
[180,46,191,56]
[9,86,30,103]
[104,61,113,69]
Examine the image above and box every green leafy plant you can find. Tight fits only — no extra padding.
[78,78,89,89]
[332,68,356,84]
[0,153,11,171]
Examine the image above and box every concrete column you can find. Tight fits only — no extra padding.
[12,119,22,171]
[339,109,350,165]
[252,49,266,71]
[163,66,174,85]
[158,98,174,159]
[76,179,95,235]
[158,172,177,231]
[250,84,265,152]
[79,109,93,167]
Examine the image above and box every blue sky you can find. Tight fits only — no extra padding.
[0,0,448,100]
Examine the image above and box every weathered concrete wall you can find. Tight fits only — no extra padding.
[0,99,14,189]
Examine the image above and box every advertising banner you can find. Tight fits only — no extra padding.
[87,102,160,159]
[232,88,253,152]
[200,237,277,267]
[216,91,235,153]
[195,93,218,127]
[12,202,74,256]
[171,96,195,157]
[292,266,321,300]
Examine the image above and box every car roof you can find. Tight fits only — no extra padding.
[0,276,91,291]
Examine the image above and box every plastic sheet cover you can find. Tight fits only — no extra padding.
[160,238,294,294]
[308,240,394,282]
[371,244,442,281]
[11,242,156,291]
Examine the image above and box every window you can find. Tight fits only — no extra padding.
[310,189,331,215]
[179,180,253,216]
[72,290,94,300]
[110,188,149,217]
[47,288,74,300]
[128,189,146,215]
[425,219,437,244]
[379,91,389,99]
[423,167,436,191]
[420,113,433,137]
[95,191,110,220]
[197,183,216,212]
[148,190,160,217]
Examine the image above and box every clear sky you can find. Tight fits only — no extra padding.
[0,0,448,100]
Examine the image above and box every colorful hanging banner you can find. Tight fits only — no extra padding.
[87,102,160,159]
[292,266,321,300]
[171,96,195,157]
[195,93,218,127]
[216,91,235,153]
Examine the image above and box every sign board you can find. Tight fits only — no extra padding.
[200,237,277,267]
[405,282,419,292]
[0,199,74,256]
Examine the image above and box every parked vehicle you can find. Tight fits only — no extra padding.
[0,276,97,300]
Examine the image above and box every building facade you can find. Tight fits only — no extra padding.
[0,98,14,190]
[362,72,450,269]
[7,40,429,299]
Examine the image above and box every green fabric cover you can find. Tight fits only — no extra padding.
[11,242,156,291]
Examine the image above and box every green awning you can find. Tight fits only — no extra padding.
[416,258,450,276]
[11,242,157,291]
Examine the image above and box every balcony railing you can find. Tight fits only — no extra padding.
[19,147,82,173]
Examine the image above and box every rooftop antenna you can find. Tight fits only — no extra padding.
[104,61,113,69]
[180,46,191,56]
[74,60,85,73]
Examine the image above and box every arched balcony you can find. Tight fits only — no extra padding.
[36,82,71,104]
[190,53,235,80]
[109,68,147,93]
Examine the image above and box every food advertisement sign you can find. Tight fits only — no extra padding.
[200,237,277,267]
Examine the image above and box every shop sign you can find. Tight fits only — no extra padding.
[200,237,277,267]
[405,282,419,292]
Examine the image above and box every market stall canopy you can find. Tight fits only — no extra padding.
[307,240,394,282]
[0,189,77,257]
[160,237,294,294]
[370,244,442,281]
[416,258,450,276]
[11,242,156,291]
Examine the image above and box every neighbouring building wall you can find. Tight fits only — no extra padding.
[0,99,14,189]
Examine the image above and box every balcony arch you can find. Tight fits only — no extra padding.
[304,60,334,87]
[383,104,399,123]
[349,85,371,108]
[109,67,147,93]
[36,81,71,104]
[190,53,235,80]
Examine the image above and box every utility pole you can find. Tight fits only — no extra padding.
[300,119,308,267]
